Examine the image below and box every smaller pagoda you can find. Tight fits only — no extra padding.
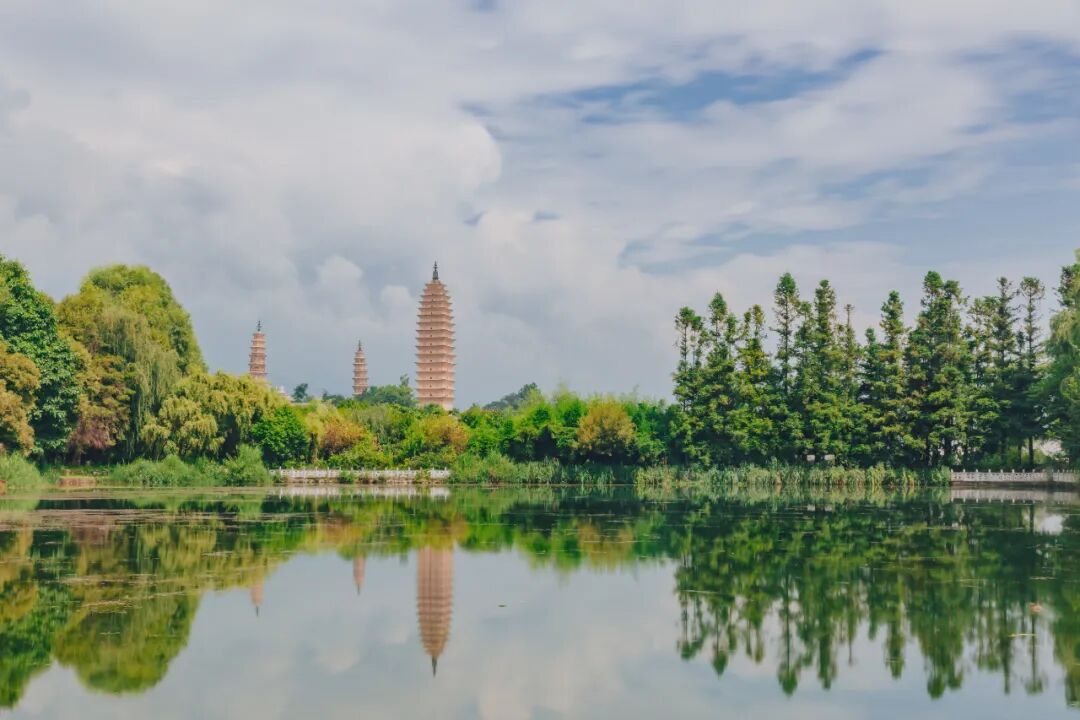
[248,321,267,382]
[353,340,369,397]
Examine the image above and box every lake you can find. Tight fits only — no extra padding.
[1,485,1078,718]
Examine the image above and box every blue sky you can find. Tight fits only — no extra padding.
[1,1,1078,404]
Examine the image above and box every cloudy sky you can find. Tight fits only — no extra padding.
[1,1,1079,405]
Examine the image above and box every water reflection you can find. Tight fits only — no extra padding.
[0,486,1078,716]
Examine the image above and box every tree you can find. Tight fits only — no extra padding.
[859,292,912,466]
[1015,277,1046,466]
[58,275,191,459]
[355,376,416,407]
[0,341,40,455]
[697,293,740,465]
[792,281,849,462]
[1043,254,1080,460]
[906,272,970,467]
[75,265,204,373]
[672,307,707,464]
[252,406,310,466]
[292,383,310,403]
[66,347,131,464]
[141,372,283,460]
[0,255,82,458]
[728,305,777,463]
[771,273,803,460]
[484,383,540,411]
[575,399,637,463]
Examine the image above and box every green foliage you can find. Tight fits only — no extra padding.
[252,406,310,466]
[221,445,272,486]
[354,376,416,407]
[484,383,541,411]
[0,454,45,492]
[77,265,204,373]
[0,340,41,454]
[0,255,83,459]
[1044,253,1080,461]
[109,456,218,487]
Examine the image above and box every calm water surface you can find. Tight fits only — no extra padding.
[1,485,1079,719]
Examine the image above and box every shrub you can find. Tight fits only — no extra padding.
[221,445,272,486]
[109,456,216,487]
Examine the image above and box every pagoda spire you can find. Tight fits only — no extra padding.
[415,265,454,410]
[248,322,267,382]
[353,340,369,397]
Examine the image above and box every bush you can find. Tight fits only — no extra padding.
[0,454,45,492]
[221,445,272,486]
[109,456,216,487]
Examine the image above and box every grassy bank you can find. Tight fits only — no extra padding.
[2,448,952,492]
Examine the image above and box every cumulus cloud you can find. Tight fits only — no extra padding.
[0,1,1077,403]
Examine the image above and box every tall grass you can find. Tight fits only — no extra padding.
[0,454,46,493]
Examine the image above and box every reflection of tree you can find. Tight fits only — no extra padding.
[0,489,1079,711]
[54,593,198,693]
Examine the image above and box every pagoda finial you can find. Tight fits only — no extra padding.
[256,319,262,332]
[432,261,439,281]
[357,339,363,351]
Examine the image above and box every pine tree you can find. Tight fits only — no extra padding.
[673,307,708,464]
[859,291,911,466]
[729,305,777,463]
[770,274,805,461]
[906,272,971,467]
[793,281,848,462]
[965,296,998,464]
[698,293,740,466]
[1015,277,1046,466]
[987,277,1020,461]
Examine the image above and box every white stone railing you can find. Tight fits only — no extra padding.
[270,468,451,483]
[950,469,1078,485]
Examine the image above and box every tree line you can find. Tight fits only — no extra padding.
[3,250,1080,474]
[673,253,1080,468]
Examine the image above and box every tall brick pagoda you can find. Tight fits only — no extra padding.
[248,321,267,382]
[415,263,455,410]
[352,340,369,397]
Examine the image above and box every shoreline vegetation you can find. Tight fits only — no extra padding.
[3,249,1080,490]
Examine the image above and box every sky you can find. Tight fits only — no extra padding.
[1,1,1079,406]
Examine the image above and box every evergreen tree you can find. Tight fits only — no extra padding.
[965,296,998,464]
[987,277,1020,460]
[859,292,911,466]
[793,281,848,462]
[906,272,970,467]
[698,293,739,465]
[729,305,777,463]
[771,274,802,460]
[672,307,707,464]
[1015,277,1046,466]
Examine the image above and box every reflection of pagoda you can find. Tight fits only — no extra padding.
[353,555,366,596]
[248,321,267,381]
[250,579,264,617]
[415,263,455,410]
[416,546,454,675]
[352,341,369,397]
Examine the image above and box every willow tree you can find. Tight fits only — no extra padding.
[58,266,202,459]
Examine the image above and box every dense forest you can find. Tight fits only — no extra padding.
[2,250,1080,481]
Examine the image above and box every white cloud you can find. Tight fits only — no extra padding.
[0,1,1077,402]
